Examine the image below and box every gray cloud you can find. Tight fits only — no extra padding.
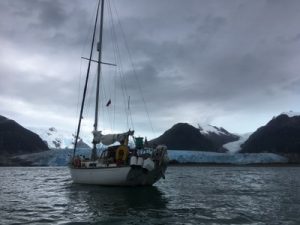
[1,0,300,137]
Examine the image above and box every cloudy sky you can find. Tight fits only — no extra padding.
[1,0,300,138]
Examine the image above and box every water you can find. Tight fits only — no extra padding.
[1,166,300,225]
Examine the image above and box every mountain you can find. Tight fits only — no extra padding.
[28,127,91,149]
[0,115,49,156]
[241,112,300,159]
[150,123,238,151]
[150,123,213,150]
[198,124,239,151]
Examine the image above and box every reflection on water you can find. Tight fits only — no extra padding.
[66,184,168,221]
[1,166,300,225]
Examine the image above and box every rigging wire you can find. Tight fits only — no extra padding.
[74,1,99,137]
[84,66,97,125]
[107,0,135,131]
[107,1,127,129]
[100,69,114,132]
[98,0,118,132]
[106,0,118,131]
[112,61,117,130]
[77,0,156,141]
[73,0,102,156]
[111,0,156,136]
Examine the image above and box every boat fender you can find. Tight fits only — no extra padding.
[130,156,137,166]
[116,145,129,162]
[156,145,167,166]
[137,157,144,166]
[156,145,167,153]
[143,158,155,171]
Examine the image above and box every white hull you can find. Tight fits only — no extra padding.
[70,166,131,186]
[70,145,168,186]
[70,164,167,186]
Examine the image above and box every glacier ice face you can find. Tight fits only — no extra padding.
[16,148,97,166]
[15,149,288,166]
[168,150,288,164]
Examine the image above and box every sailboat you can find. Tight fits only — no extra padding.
[69,0,168,186]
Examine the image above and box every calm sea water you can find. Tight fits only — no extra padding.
[0,166,300,225]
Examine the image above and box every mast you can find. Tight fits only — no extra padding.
[91,0,105,160]
[73,0,101,158]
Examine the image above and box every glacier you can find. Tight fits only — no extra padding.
[15,149,288,166]
[168,150,288,164]
[222,133,252,153]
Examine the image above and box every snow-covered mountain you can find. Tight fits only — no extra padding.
[0,115,49,155]
[150,123,239,151]
[222,111,300,154]
[198,123,240,151]
[241,111,300,154]
[28,127,92,149]
[198,124,230,136]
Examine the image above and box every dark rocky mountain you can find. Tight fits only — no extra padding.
[150,123,213,150]
[0,115,49,156]
[241,114,300,156]
[150,123,238,151]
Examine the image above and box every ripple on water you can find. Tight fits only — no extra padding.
[1,166,300,225]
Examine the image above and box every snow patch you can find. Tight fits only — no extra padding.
[28,127,93,149]
[198,124,226,135]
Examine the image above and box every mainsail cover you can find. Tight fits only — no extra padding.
[93,130,134,145]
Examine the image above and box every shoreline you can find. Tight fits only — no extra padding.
[1,163,300,167]
[169,162,300,167]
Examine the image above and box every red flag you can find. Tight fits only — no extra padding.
[106,99,111,107]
